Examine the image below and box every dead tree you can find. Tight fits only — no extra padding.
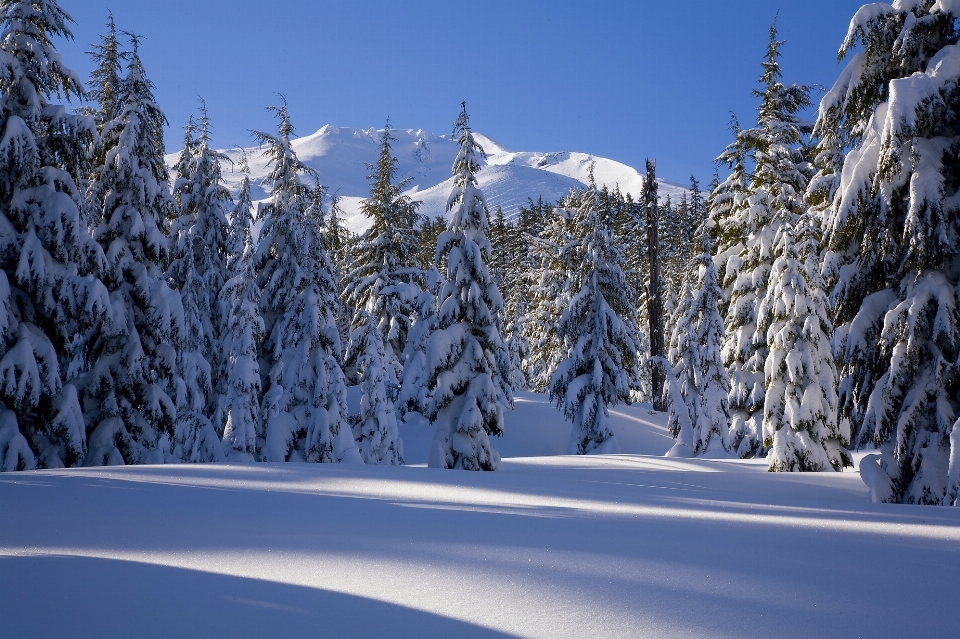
[644,159,666,411]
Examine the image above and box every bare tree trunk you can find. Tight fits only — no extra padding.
[644,159,666,411]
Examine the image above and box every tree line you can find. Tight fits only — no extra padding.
[2,1,960,507]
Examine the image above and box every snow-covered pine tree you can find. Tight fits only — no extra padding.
[253,99,359,464]
[225,149,254,276]
[0,0,110,470]
[414,216,446,271]
[85,12,124,133]
[820,1,960,503]
[711,114,750,322]
[351,313,403,465]
[551,173,639,455]
[761,210,848,472]
[425,103,512,471]
[396,269,440,419]
[722,21,812,459]
[524,200,578,392]
[217,202,263,461]
[166,103,231,462]
[343,121,423,386]
[665,221,732,458]
[504,295,531,391]
[84,36,184,466]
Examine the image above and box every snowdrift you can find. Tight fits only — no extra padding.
[2,392,958,638]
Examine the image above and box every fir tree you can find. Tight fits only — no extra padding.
[167,103,231,463]
[343,121,423,386]
[253,98,359,464]
[397,269,440,419]
[425,103,512,471]
[760,212,848,471]
[665,222,732,458]
[550,173,639,455]
[820,1,960,503]
[351,314,403,465]
[524,201,577,392]
[84,35,183,466]
[225,150,254,277]
[85,12,125,133]
[218,210,263,461]
[723,21,812,458]
[0,0,108,470]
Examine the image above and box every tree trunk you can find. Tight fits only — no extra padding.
[644,159,666,411]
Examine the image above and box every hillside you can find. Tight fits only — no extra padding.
[167,125,689,233]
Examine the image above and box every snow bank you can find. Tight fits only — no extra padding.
[1,450,957,638]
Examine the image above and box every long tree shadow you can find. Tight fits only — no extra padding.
[0,555,520,639]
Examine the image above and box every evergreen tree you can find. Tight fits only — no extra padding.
[524,201,577,391]
[722,22,812,458]
[167,104,231,463]
[504,295,531,391]
[343,121,423,386]
[550,176,638,455]
[253,99,359,464]
[218,211,263,461]
[397,269,440,418]
[712,114,750,321]
[225,150,254,276]
[425,103,512,471]
[85,12,125,133]
[323,193,354,356]
[351,314,403,465]
[665,222,731,458]
[820,1,960,503]
[414,216,445,272]
[85,35,183,465]
[0,0,109,470]
[760,212,848,471]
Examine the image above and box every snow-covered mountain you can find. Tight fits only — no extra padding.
[167,125,688,234]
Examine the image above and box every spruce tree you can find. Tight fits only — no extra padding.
[820,1,960,503]
[665,222,731,458]
[218,208,263,461]
[85,12,125,133]
[253,99,358,464]
[551,176,638,455]
[425,103,512,471]
[351,314,403,465]
[343,121,423,386]
[760,212,848,471]
[524,201,577,392]
[723,22,812,458]
[167,104,231,461]
[0,0,108,470]
[84,36,183,466]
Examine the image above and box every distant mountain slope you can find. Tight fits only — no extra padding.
[167,125,688,233]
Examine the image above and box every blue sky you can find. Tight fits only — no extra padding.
[57,0,866,186]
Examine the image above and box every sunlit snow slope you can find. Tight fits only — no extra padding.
[2,394,958,638]
[167,126,688,234]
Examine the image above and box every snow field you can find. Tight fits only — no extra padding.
[2,393,958,638]
[189,124,689,234]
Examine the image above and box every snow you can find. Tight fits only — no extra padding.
[165,125,689,234]
[2,391,959,637]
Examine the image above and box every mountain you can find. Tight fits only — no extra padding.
[167,125,689,234]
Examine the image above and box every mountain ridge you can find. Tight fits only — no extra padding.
[166,125,690,233]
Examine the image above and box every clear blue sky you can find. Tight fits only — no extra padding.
[56,0,865,186]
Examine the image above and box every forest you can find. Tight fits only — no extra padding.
[1,0,959,509]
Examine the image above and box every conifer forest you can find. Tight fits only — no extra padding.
[1,3,959,637]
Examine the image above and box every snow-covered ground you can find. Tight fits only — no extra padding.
[166,125,689,233]
[2,392,958,638]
